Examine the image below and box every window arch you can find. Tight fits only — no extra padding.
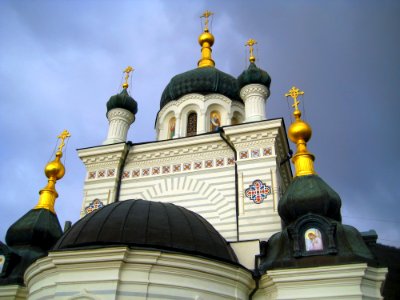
[187,112,197,136]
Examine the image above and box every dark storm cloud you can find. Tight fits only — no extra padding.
[0,0,399,247]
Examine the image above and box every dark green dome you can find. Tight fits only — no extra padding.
[6,208,62,251]
[160,67,241,109]
[107,88,138,115]
[237,62,271,89]
[278,175,342,226]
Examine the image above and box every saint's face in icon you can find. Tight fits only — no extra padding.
[305,229,323,251]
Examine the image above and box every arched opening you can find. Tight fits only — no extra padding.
[187,112,197,136]
[210,110,221,132]
[168,117,176,139]
[231,111,243,125]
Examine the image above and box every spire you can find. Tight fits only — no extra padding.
[198,10,215,68]
[122,66,134,89]
[285,86,315,177]
[34,130,71,214]
[245,38,257,63]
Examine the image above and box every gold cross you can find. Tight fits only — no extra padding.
[123,66,134,86]
[57,130,71,153]
[245,39,257,62]
[201,10,214,31]
[285,86,304,111]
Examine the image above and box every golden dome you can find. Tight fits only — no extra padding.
[44,151,65,180]
[288,118,312,144]
[198,31,214,46]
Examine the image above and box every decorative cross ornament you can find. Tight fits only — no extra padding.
[85,198,104,214]
[123,66,134,88]
[57,130,71,153]
[201,10,214,31]
[285,86,304,111]
[245,38,257,62]
[245,179,271,204]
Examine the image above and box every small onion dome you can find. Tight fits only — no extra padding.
[160,67,241,110]
[106,88,138,115]
[54,199,238,264]
[237,62,271,90]
[6,209,62,251]
[278,175,342,227]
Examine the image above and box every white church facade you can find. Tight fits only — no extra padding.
[0,11,394,300]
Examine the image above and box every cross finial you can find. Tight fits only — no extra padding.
[245,39,257,63]
[285,86,305,111]
[122,66,134,89]
[57,130,71,153]
[201,10,214,31]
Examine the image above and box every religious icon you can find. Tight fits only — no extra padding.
[0,255,4,273]
[210,111,221,132]
[305,228,323,251]
[168,117,176,139]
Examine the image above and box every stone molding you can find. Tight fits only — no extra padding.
[26,247,254,300]
[256,263,387,300]
[106,108,135,124]
[240,83,269,100]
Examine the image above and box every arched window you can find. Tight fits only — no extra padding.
[231,112,243,125]
[187,112,197,136]
[210,111,221,132]
[168,117,176,139]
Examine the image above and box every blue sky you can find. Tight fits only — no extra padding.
[1,0,399,247]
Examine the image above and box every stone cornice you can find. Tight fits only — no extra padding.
[240,83,269,100]
[106,108,135,123]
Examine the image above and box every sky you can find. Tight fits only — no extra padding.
[0,0,399,248]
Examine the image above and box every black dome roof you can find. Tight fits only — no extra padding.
[54,199,238,264]
[160,67,242,110]
[106,88,138,115]
[278,175,342,226]
[237,62,271,89]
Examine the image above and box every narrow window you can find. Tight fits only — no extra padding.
[168,117,176,139]
[187,112,197,136]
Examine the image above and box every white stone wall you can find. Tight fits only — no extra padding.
[78,119,292,244]
[25,247,254,300]
[0,285,27,300]
[156,93,245,140]
[254,263,387,300]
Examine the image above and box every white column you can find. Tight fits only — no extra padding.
[240,83,269,122]
[174,117,181,138]
[103,108,135,145]
[198,110,206,134]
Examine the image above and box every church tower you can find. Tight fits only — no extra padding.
[78,12,292,245]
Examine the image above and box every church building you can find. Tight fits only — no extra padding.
[0,11,398,300]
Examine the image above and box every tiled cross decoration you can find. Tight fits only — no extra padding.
[245,179,271,204]
[85,198,104,214]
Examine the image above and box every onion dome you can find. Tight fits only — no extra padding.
[159,10,241,110]
[54,199,238,264]
[278,175,342,226]
[0,131,70,285]
[106,88,138,115]
[160,67,241,109]
[237,62,271,89]
[278,87,342,226]
[6,209,62,251]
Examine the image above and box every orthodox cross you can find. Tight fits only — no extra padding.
[201,10,214,31]
[285,86,304,111]
[57,130,71,153]
[123,66,134,88]
[245,39,257,62]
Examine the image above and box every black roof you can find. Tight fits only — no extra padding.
[54,199,238,264]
